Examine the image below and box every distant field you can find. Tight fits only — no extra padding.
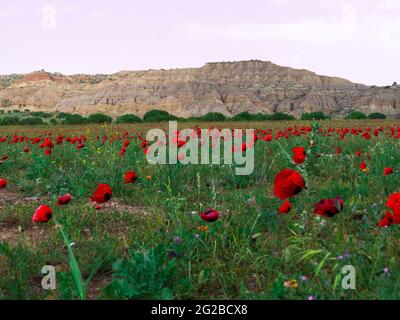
[0,120,399,300]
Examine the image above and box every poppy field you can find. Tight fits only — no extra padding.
[0,120,400,300]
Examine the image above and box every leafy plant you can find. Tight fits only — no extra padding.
[116,114,143,123]
[104,245,190,299]
[345,111,367,120]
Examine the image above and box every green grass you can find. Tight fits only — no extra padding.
[0,120,399,300]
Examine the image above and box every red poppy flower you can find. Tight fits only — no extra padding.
[45,149,52,156]
[265,135,273,142]
[23,147,30,153]
[0,178,7,189]
[378,193,400,227]
[384,167,394,176]
[92,184,112,203]
[387,192,400,210]
[32,204,53,223]
[292,146,306,164]
[355,151,361,157]
[58,193,72,206]
[359,161,368,172]
[124,171,138,184]
[119,146,126,156]
[378,211,394,227]
[273,169,305,200]
[314,196,344,218]
[200,209,220,222]
[278,200,292,214]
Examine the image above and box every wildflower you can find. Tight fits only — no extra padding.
[384,167,394,176]
[278,200,292,214]
[299,275,308,282]
[32,205,53,223]
[200,209,220,222]
[360,161,368,173]
[58,193,72,206]
[284,279,298,289]
[0,178,7,189]
[273,169,306,200]
[314,196,344,218]
[92,184,112,203]
[378,193,400,227]
[173,236,183,244]
[383,267,390,273]
[198,225,209,232]
[292,146,306,164]
[124,171,138,184]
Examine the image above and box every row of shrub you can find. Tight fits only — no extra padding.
[55,110,297,124]
[0,117,46,125]
[0,109,388,125]
[344,111,387,120]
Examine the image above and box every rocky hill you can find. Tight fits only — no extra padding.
[0,60,399,118]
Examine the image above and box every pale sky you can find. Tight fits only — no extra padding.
[1,0,399,85]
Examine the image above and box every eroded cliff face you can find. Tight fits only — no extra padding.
[0,60,399,118]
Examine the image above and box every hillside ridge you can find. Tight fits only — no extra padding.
[0,60,399,118]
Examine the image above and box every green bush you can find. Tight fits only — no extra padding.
[197,112,226,121]
[267,112,296,121]
[0,116,20,125]
[19,117,44,125]
[251,113,270,121]
[368,112,387,119]
[143,110,178,122]
[301,112,329,120]
[30,111,52,118]
[232,112,253,121]
[87,113,113,124]
[232,112,271,121]
[57,112,70,119]
[116,114,143,123]
[232,112,254,121]
[61,114,89,125]
[345,111,367,120]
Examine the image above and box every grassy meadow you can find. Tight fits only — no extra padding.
[0,120,399,300]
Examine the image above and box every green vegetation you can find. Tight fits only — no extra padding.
[301,112,329,120]
[59,114,88,125]
[116,114,143,124]
[345,111,367,120]
[267,112,296,121]
[0,109,393,126]
[143,110,178,122]
[0,121,399,299]
[368,112,387,119]
[196,112,227,122]
[87,113,113,124]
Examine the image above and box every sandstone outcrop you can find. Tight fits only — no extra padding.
[0,60,399,118]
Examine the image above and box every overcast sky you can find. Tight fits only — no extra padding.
[1,0,399,85]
